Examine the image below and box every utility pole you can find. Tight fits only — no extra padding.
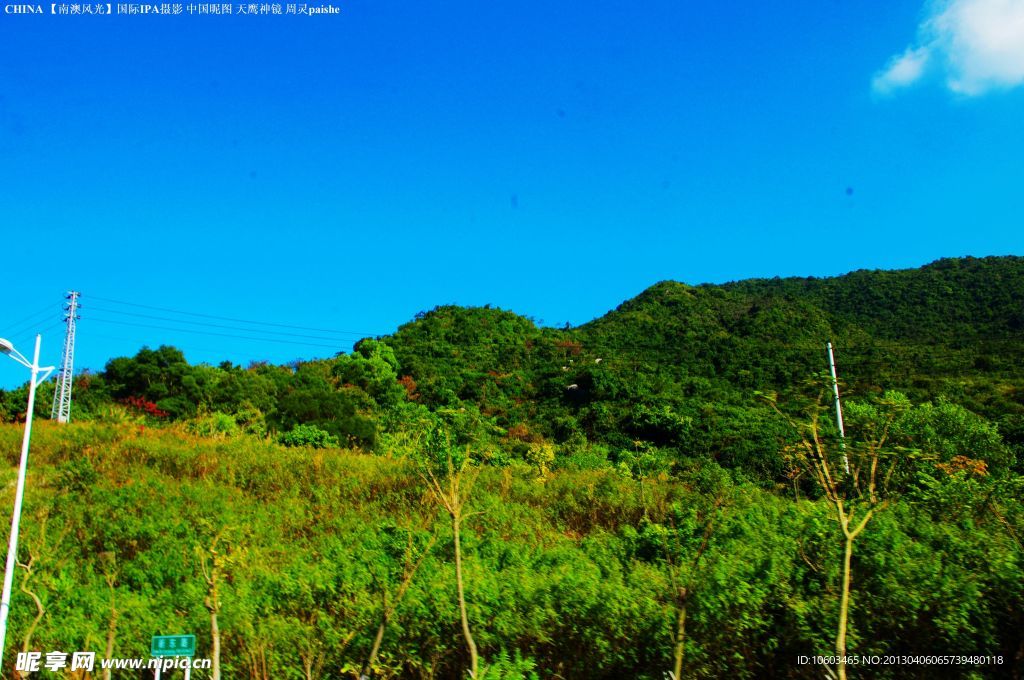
[826,341,849,474]
[50,291,80,423]
[0,335,55,671]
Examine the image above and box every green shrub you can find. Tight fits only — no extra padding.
[185,412,240,438]
[477,649,540,680]
[278,423,339,449]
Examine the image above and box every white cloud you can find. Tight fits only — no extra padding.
[873,46,932,93]
[874,0,1024,96]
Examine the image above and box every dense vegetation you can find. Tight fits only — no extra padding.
[0,255,1022,678]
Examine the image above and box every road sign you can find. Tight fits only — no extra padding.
[150,634,196,658]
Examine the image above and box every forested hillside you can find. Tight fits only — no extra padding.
[0,256,1021,679]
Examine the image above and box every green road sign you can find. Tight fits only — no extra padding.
[151,634,196,657]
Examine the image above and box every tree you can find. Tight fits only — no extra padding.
[417,427,482,678]
[274,366,375,447]
[665,491,727,680]
[98,551,119,680]
[197,526,244,680]
[13,511,68,680]
[359,521,436,679]
[764,387,912,680]
[104,345,213,418]
[333,339,406,409]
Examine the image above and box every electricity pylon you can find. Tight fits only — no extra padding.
[50,291,80,423]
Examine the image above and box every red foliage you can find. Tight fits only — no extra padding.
[506,423,537,442]
[506,424,530,440]
[936,455,988,477]
[398,375,419,400]
[123,396,169,418]
[555,339,583,356]
[75,373,94,392]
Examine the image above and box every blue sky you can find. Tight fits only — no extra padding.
[1,0,1023,387]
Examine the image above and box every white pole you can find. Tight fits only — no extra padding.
[184,663,191,680]
[827,341,849,474]
[0,335,42,668]
[155,665,162,680]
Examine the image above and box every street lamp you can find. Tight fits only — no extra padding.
[0,335,54,671]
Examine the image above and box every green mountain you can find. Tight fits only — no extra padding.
[0,256,1021,679]
[377,256,1024,478]
[4,255,1020,478]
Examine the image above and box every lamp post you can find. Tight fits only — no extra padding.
[0,335,54,671]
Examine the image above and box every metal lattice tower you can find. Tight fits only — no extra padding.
[50,291,81,423]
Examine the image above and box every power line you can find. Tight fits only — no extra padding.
[84,305,362,343]
[81,332,301,366]
[3,304,61,339]
[4,303,59,330]
[86,294,379,337]
[85,317,348,350]
[9,321,65,349]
